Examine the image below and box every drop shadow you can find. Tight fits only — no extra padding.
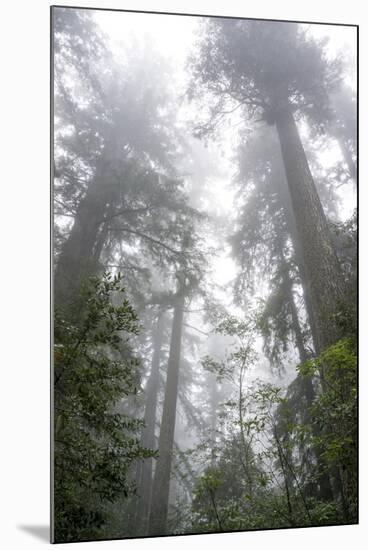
[17,525,50,543]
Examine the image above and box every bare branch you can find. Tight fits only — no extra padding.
[109,225,184,256]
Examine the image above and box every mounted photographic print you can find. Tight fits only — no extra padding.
[51,5,358,543]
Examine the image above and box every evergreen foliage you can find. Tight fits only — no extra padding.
[53,273,155,542]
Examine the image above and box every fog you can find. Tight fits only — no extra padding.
[52,7,357,543]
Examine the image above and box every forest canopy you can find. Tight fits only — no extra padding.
[52,7,357,543]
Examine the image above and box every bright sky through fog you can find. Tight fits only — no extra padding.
[306,23,357,88]
[94,9,238,290]
[95,10,356,71]
[93,9,357,286]
[95,10,199,65]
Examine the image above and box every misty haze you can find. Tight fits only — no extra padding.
[52,7,357,543]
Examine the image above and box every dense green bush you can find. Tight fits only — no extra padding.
[53,273,154,542]
[188,337,357,533]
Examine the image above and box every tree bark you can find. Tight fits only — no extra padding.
[275,106,345,352]
[148,294,185,536]
[209,376,219,467]
[275,172,319,351]
[135,310,165,534]
[54,124,124,306]
[282,256,335,501]
[54,156,114,306]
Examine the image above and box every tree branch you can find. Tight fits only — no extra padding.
[109,225,184,256]
[184,323,210,336]
[99,207,152,224]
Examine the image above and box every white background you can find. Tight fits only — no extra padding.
[0,0,366,548]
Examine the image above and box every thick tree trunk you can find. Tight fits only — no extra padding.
[54,159,113,306]
[282,258,335,501]
[275,107,345,352]
[148,294,185,536]
[276,175,319,351]
[135,310,165,534]
[54,127,123,306]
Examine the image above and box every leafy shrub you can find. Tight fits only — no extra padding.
[53,273,154,542]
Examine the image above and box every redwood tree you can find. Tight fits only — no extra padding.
[190,18,350,351]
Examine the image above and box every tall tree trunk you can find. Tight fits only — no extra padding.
[54,159,113,306]
[275,172,319,351]
[148,294,185,536]
[209,376,219,467]
[282,258,335,501]
[135,310,165,534]
[275,106,345,352]
[207,336,220,466]
[54,125,124,306]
